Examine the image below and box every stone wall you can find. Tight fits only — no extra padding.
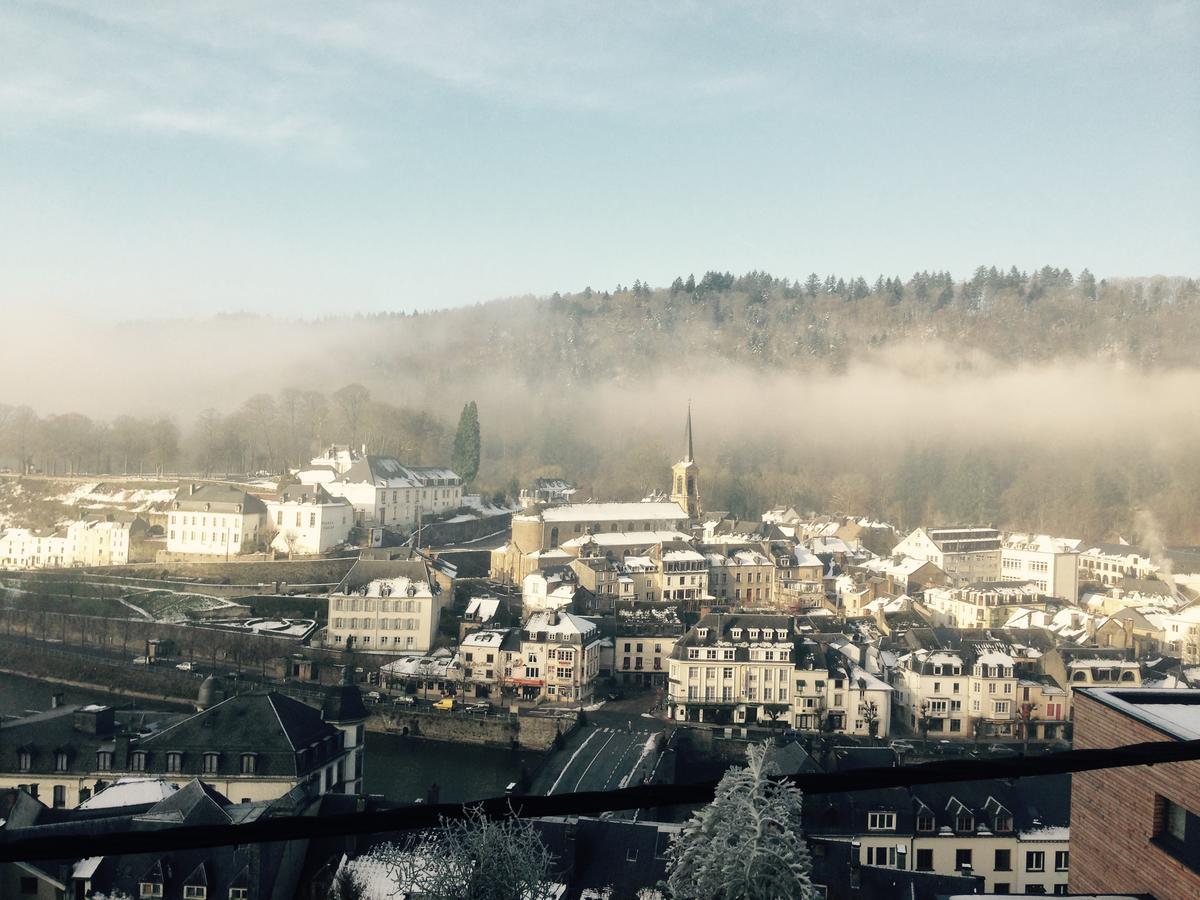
[367,707,575,751]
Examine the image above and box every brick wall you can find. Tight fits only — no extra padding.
[1071,691,1200,899]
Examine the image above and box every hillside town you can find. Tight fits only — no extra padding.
[3,407,1200,898]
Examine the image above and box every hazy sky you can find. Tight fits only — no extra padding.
[2,1,1197,318]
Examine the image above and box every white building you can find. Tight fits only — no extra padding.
[166,484,268,557]
[265,484,354,556]
[311,455,462,530]
[0,528,70,569]
[1000,533,1080,599]
[1077,542,1159,587]
[667,613,893,736]
[892,526,1002,586]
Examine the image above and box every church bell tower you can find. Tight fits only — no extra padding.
[670,404,702,520]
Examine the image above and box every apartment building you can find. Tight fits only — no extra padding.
[1000,533,1080,599]
[166,483,268,557]
[892,526,1002,586]
[518,610,603,703]
[807,775,1071,895]
[667,613,892,736]
[923,581,1051,629]
[615,603,684,688]
[705,547,775,606]
[325,559,449,654]
[0,527,70,569]
[771,544,826,608]
[0,683,366,808]
[893,631,1064,740]
[265,483,354,555]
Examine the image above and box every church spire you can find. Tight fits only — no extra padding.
[685,402,694,463]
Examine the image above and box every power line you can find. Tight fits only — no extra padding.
[1,737,1197,863]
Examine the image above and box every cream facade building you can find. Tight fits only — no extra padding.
[705,547,775,606]
[667,613,893,736]
[924,581,1051,629]
[326,559,449,654]
[166,484,268,557]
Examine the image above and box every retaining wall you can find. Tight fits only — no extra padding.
[367,707,574,751]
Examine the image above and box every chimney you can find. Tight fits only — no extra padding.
[73,705,115,736]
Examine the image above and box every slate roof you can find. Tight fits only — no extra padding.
[172,484,268,515]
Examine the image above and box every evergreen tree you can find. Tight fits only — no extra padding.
[665,742,816,899]
[451,401,481,485]
[685,273,696,293]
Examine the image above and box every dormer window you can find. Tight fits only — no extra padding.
[956,812,975,832]
[55,751,69,772]
[697,628,709,639]
[749,629,760,640]
[730,628,742,639]
[916,812,935,832]
[18,750,31,772]
[240,753,257,775]
[131,751,147,772]
[867,811,896,831]
[203,752,220,774]
[167,752,183,773]
[184,888,207,900]
[96,750,113,771]
[995,813,1013,832]
[139,884,164,899]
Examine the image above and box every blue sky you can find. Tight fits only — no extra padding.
[2,1,1196,318]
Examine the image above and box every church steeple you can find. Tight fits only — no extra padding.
[685,402,694,463]
[671,404,702,520]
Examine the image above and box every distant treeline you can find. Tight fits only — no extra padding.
[2,266,1199,543]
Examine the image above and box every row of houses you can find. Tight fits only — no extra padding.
[0,515,153,569]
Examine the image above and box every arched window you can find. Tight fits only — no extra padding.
[549,527,559,546]
[676,476,684,494]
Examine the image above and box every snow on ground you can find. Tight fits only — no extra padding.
[53,482,177,510]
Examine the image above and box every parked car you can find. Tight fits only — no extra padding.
[175,661,193,671]
[464,702,489,714]
[365,691,382,702]
[889,740,916,753]
[432,697,456,711]
[131,656,150,665]
[393,696,416,706]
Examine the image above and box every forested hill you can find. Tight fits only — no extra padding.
[366,267,1199,385]
[5,266,1200,544]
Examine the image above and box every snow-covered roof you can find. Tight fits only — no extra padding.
[464,596,501,621]
[523,501,687,523]
[77,777,178,810]
[561,530,692,548]
[524,610,598,638]
[350,576,432,599]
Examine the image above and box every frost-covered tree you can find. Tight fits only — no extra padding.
[665,742,816,899]
[375,806,557,900]
[327,867,363,900]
